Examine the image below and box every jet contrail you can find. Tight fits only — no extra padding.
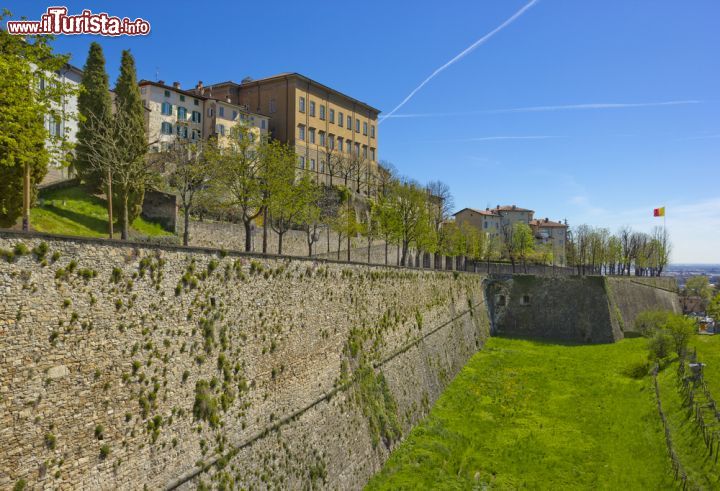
[384,100,703,118]
[379,0,539,124]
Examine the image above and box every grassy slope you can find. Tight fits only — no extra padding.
[30,186,172,238]
[367,337,674,490]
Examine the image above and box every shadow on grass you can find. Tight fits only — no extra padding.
[41,203,111,234]
[491,333,590,347]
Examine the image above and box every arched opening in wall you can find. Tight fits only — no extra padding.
[520,294,531,306]
[496,294,506,306]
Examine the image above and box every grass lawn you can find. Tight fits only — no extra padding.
[30,186,172,238]
[367,337,675,490]
[690,334,720,397]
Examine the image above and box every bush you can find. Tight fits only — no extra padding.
[647,330,673,362]
[634,310,671,337]
[99,444,110,459]
[665,314,696,357]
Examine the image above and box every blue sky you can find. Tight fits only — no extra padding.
[6,1,719,263]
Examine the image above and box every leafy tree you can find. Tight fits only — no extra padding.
[267,145,314,255]
[75,42,113,191]
[0,10,76,228]
[707,294,720,321]
[647,330,673,362]
[330,188,362,261]
[163,138,215,246]
[634,310,671,338]
[386,179,433,266]
[508,222,534,272]
[684,276,712,303]
[665,314,696,357]
[208,126,268,251]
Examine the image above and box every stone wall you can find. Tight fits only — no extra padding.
[605,277,682,335]
[0,232,489,490]
[141,190,178,233]
[486,275,679,344]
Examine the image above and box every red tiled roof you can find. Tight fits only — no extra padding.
[454,207,499,217]
[530,218,567,228]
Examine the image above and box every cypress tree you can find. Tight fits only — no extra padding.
[75,42,112,190]
[112,50,148,239]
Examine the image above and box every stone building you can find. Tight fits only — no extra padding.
[196,73,381,194]
[529,217,568,267]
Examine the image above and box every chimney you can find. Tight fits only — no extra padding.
[545,217,549,223]
[172,81,180,89]
[226,96,231,103]
[196,80,203,90]
[158,80,165,85]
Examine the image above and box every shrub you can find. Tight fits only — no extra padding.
[51,251,61,262]
[13,242,29,256]
[634,310,671,337]
[665,314,696,357]
[99,444,110,459]
[647,331,673,362]
[94,424,104,440]
[110,267,123,284]
[13,479,26,491]
[45,432,57,450]
[193,380,220,428]
[32,242,49,260]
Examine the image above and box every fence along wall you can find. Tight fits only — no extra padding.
[0,232,489,490]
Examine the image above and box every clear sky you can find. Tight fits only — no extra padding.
[5,1,719,263]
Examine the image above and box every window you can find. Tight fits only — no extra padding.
[180,95,185,102]
[520,295,531,306]
[164,90,170,98]
[497,295,506,306]
[219,106,225,118]
[194,99,199,106]
[298,125,305,141]
[319,131,325,146]
[261,119,266,129]
[299,156,306,169]
[346,140,352,153]
[320,160,325,173]
[483,222,488,229]
[363,122,368,135]
[337,138,343,152]
[161,122,172,134]
[191,111,201,123]
[309,128,316,144]
[319,105,326,120]
[269,99,276,113]
[232,110,238,120]
[329,109,335,123]
[177,107,187,121]
[216,124,225,136]
[370,148,375,161]
[161,102,172,115]
[338,112,344,127]
[355,142,360,156]
[362,145,367,158]
[191,129,198,140]
[299,96,306,113]
[355,119,360,132]
[329,134,335,150]
[181,126,188,138]
[207,107,214,117]
[347,115,352,128]
[371,125,375,138]
[310,158,316,171]
[309,101,316,116]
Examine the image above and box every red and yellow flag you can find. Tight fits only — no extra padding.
[653,207,665,217]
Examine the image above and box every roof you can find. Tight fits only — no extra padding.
[530,218,567,228]
[206,72,381,114]
[495,205,534,212]
[139,80,208,100]
[453,207,499,217]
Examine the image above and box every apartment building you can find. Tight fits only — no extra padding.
[454,205,568,266]
[139,80,206,151]
[39,63,83,185]
[202,94,269,146]
[198,73,380,194]
[530,217,568,266]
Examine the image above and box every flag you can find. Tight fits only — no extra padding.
[653,207,665,217]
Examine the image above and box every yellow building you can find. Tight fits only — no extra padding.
[198,73,380,194]
[202,95,269,147]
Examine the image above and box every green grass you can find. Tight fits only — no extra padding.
[30,186,172,238]
[367,337,675,490]
[690,335,720,397]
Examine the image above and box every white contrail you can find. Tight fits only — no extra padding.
[384,100,703,118]
[379,0,539,124]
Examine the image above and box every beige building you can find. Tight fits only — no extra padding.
[454,205,568,266]
[197,73,380,194]
[202,96,269,147]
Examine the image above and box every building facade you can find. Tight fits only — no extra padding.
[139,80,268,152]
[198,73,380,194]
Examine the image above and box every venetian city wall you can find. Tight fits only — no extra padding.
[0,231,489,490]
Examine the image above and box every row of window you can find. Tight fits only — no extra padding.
[298,97,375,138]
[161,122,200,140]
[161,102,202,123]
[162,89,200,106]
[297,126,376,160]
